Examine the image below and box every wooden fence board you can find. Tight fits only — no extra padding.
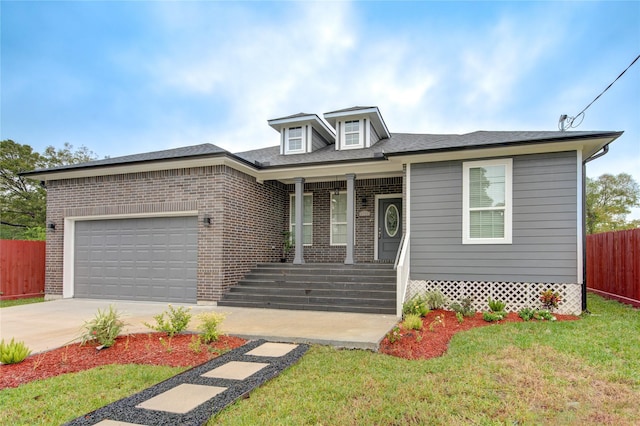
[0,240,45,300]
[587,228,640,307]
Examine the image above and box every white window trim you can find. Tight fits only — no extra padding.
[462,158,513,244]
[285,126,305,154]
[329,191,348,247]
[340,119,364,150]
[290,193,313,246]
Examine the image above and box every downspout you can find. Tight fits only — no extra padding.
[582,143,610,312]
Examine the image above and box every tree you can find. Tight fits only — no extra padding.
[586,173,640,234]
[0,140,97,240]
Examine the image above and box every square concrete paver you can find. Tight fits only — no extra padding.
[202,361,270,380]
[245,342,298,357]
[94,421,146,426]
[135,384,226,414]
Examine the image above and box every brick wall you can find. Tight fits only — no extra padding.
[283,177,403,263]
[45,166,286,301]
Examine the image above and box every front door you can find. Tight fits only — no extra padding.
[378,198,402,261]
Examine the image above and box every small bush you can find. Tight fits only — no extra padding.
[0,338,31,364]
[386,325,402,344]
[518,307,535,321]
[144,305,192,337]
[456,312,464,324]
[402,313,423,331]
[81,305,125,348]
[534,310,556,321]
[197,312,226,343]
[424,290,447,310]
[488,298,507,313]
[403,294,430,317]
[540,289,562,311]
[450,297,475,317]
[482,311,504,322]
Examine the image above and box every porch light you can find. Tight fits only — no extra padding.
[47,222,56,230]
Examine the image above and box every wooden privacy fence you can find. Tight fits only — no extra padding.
[586,228,640,308]
[0,240,45,300]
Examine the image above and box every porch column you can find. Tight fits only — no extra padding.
[345,173,356,264]
[293,177,305,264]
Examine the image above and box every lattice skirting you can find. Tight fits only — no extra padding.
[405,280,582,315]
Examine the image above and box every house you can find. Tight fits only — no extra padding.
[23,106,622,316]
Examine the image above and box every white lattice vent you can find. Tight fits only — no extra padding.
[405,280,582,315]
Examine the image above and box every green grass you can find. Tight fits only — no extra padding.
[1,294,638,425]
[0,297,45,308]
[210,294,639,425]
[0,364,185,425]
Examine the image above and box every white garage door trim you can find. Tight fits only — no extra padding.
[63,211,198,299]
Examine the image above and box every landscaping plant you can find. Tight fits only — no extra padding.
[402,294,430,317]
[518,307,535,321]
[424,290,447,310]
[80,305,125,348]
[540,289,562,311]
[144,305,192,337]
[402,313,423,331]
[0,338,31,364]
[197,312,226,343]
[450,297,475,317]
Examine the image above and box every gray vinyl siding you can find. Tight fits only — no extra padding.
[370,121,381,145]
[410,151,578,283]
[312,128,329,151]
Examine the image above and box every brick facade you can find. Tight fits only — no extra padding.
[45,165,286,302]
[283,177,404,263]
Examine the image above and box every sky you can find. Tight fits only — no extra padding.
[2,1,639,216]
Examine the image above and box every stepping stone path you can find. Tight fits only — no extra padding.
[64,340,309,426]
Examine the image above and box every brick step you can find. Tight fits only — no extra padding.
[233,280,395,291]
[227,286,394,299]
[217,300,396,315]
[242,273,395,283]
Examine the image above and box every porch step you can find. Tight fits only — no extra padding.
[218,263,396,315]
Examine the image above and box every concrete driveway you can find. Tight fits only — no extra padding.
[0,299,398,354]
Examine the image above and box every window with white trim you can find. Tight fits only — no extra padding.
[290,193,313,245]
[462,158,512,244]
[330,192,347,245]
[286,127,303,153]
[342,120,362,149]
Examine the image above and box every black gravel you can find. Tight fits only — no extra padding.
[63,339,309,426]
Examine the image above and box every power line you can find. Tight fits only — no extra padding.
[559,53,640,131]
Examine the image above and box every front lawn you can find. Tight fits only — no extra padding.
[1,294,638,425]
[0,296,45,308]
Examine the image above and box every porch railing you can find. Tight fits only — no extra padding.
[394,233,410,318]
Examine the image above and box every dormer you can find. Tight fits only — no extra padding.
[323,106,391,151]
[268,113,336,155]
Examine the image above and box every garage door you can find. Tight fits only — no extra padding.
[74,216,198,303]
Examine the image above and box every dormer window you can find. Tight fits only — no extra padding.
[287,127,304,153]
[343,120,362,148]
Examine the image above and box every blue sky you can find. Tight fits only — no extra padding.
[2,1,639,216]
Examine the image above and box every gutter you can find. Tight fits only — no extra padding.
[581,143,611,312]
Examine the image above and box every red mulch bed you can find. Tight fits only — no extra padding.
[0,333,246,389]
[2,311,579,389]
[379,309,579,360]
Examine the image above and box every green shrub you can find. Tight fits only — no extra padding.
[402,313,423,331]
[403,294,430,317]
[488,298,506,313]
[386,325,402,344]
[197,312,226,343]
[81,306,125,348]
[0,338,32,364]
[518,307,535,321]
[424,290,447,310]
[450,297,475,317]
[534,310,556,321]
[144,305,192,337]
[455,312,464,324]
[482,311,504,322]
